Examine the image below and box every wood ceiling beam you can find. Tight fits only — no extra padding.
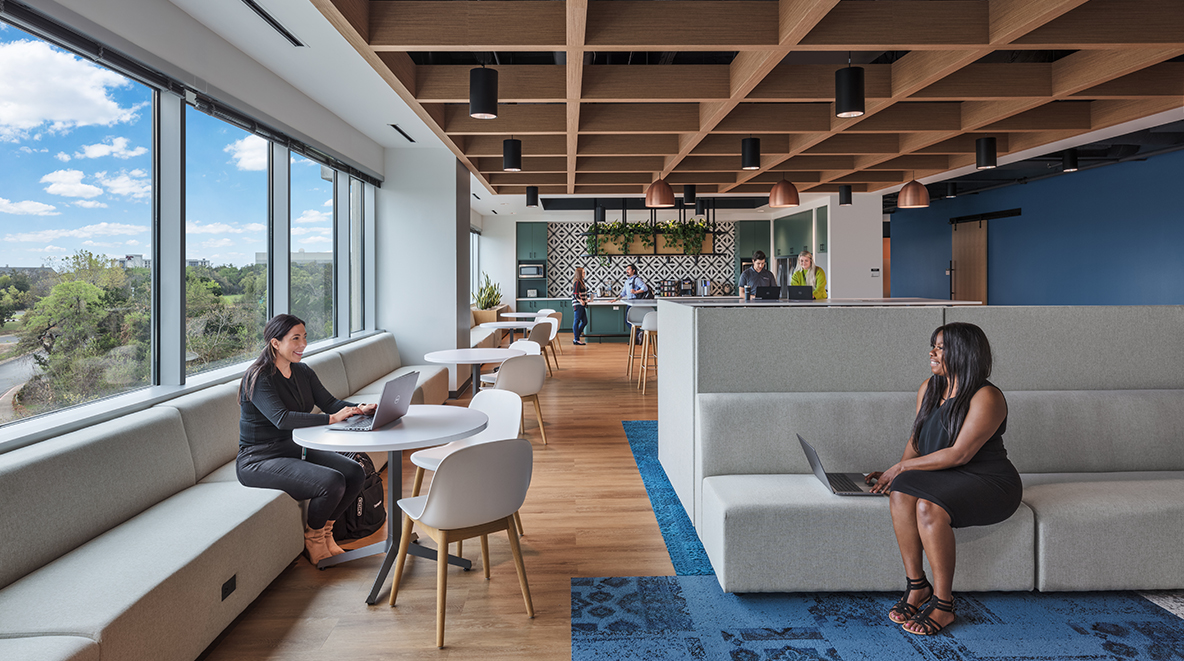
[577,134,680,156]
[581,66,731,102]
[748,64,894,102]
[416,66,565,103]
[475,157,568,173]
[801,183,869,193]
[778,155,857,171]
[576,172,659,185]
[369,2,566,51]
[487,172,568,186]
[377,52,417,96]
[1090,97,1184,132]
[691,134,792,155]
[1070,63,1184,99]
[585,1,778,50]
[981,101,1093,132]
[1013,0,1184,49]
[861,155,951,171]
[576,156,668,172]
[714,104,833,134]
[673,156,747,172]
[987,0,1089,45]
[799,1,989,50]
[666,172,739,185]
[745,171,823,183]
[443,104,566,134]
[463,135,567,158]
[912,63,1052,100]
[844,103,963,133]
[1051,48,1184,97]
[567,0,588,193]
[803,133,902,155]
[494,186,568,196]
[573,185,647,194]
[579,104,701,134]
[912,133,1011,154]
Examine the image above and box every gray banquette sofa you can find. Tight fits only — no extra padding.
[0,332,445,661]
[686,306,1184,593]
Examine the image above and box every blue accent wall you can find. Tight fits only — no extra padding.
[890,148,1184,305]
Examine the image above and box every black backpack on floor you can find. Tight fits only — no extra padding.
[334,452,386,542]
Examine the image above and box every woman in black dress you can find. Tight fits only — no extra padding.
[866,322,1022,635]
[237,314,371,565]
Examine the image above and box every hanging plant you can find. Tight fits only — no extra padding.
[632,222,656,250]
[584,232,604,257]
[656,219,709,255]
[602,220,630,254]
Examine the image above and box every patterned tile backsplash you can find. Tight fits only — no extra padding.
[545,221,737,297]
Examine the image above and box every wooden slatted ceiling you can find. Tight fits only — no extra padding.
[313,0,1184,196]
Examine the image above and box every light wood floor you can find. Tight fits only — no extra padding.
[200,336,671,660]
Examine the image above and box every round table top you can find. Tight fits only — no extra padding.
[480,321,538,329]
[292,405,488,453]
[501,312,544,318]
[424,348,525,365]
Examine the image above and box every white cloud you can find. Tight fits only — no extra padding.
[55,151,71,162]
[201,238,235,248]
[0,40,140,142]
[323,198,333,207]
[0,196,59,216]
[94,169,151,199]
[242,223,266,232]
[224,135,268,171]
[41,169,103,198]
[5,221,146,242]
[18,146,46,154]
[73,200,108,209]
[37,245,69,253]
[294,209,331,224]
[186,220,266,235]
[81,240,121,248]
[290,226,331,236]
[299,236,332,245]
[126,239,140,246]
[73,136,147,160]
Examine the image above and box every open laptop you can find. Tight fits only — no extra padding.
[753,285,780,300]
[328,371,418,432]
[796,434,883,496]
[787,285,814,300]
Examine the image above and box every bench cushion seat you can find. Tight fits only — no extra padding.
[353,365,449,405]
[0,636,98,661]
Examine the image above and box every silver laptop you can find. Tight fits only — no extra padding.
[328,371,418,432]
[797,434,883,496]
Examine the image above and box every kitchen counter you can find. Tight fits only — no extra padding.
[660,297,982,307]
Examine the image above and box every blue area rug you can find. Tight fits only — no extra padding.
[621,420,713,576]
[572,575,1184,661]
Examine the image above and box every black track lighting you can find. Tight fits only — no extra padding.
[503,137,522,172]
[695,198,707,216]
[976,137,997,170]
[835,54,865,119]
[741,137,761,171]
[839,184,852,206]
[683,184,697,205]
[594,206,605,223]
[469,64,498,119]
[1063,148,1079,173]
[945,182,957,199]
[526,186,539,207]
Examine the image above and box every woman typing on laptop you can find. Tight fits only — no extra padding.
[865,322,1021,636]
[236,314,371,565]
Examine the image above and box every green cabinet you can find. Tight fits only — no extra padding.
[556,299,574,331]
[516,222,549,260]
[815,206,828,253]
[773,210,813,259]
[587,304,626,336]
[734,220,771,285]
[516,299,572,332]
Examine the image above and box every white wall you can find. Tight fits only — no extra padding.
[828,193,885,298]
[479,217,518,312]
[375,147,469,390]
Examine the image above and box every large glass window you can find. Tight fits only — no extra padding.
[349,177,364,333]
[183,107,269,375]
[289,154,335,341]
[0,26,153,423]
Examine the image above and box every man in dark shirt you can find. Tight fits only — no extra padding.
[738,250,777,291]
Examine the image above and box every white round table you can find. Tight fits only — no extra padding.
[293,405,488,603]
[479,320,537,343]
[424,348,524,395]
[501,311,544,318]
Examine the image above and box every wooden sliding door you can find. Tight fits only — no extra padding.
[951,220,987,303]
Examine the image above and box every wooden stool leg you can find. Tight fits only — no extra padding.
[436,530,450,648]
[389,514,416,606]
[626,326,636,377]
[481,534,491,580]
[506,516,535,618]
[513,510,525,536]
[456,540,463,559]
[411,466,426,497]
[638,331,648,390]
[530,395,548,445]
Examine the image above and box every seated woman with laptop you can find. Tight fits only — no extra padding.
[789,250,827,300]
[236,314,370,565]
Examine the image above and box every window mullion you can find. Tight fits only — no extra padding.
[154,91,186,386]
[269,142,291,316]
[334,171,349,339]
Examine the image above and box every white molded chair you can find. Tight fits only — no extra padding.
[546,311,564,355]
[492,354,548,445]
[537,317,560,372]
[526,320,557,376]
[481,340,541,386]
[389,439,535,648]
[625,305,650,379]
[637,311,658,394]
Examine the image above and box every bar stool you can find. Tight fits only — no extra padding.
[625,305,650,379]
[637,311,657,394]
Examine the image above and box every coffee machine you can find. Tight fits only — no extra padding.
[696,278,711,296]
[679,278,695,296]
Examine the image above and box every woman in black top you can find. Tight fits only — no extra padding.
[866,322,1021,636]
[237,314,370,565]
[572,266,589,345]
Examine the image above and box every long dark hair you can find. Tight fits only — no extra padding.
[240,313,305,402]
[909,322,993,452]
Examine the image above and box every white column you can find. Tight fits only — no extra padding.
[827,193,884,298]
[375,148,470,392]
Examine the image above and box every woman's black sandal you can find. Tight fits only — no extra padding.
[888,576,932,624]
[903,596,955,636]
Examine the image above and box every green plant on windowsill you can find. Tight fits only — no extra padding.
[472,272,502,310]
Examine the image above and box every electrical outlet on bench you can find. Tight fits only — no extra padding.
[221,575,236,601]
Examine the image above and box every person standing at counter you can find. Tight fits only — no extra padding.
[789,250,828,300]
[738,250,777,291]
[572,266,589,346]
[619,264,650,300]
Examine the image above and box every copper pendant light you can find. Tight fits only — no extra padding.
[769,178,800,208]
[645,178,675,208]
[898,173,930,209]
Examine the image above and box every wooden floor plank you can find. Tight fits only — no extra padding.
[200,337,671,659]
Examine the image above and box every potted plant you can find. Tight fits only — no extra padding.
[471,273,506,325]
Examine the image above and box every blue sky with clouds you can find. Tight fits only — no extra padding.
[1,24,334,269]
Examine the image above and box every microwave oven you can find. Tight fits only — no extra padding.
[519,264,545,278]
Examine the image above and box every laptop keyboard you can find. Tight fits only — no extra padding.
[827,473,863,493]
[337,415,374,431]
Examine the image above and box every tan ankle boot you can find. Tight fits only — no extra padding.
[303,525,333,566]
[324,521,346,556]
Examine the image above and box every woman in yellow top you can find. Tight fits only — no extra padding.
[789,250,827,300]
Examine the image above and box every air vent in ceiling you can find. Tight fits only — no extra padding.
[390,124,416,143]
[240,0,304,47]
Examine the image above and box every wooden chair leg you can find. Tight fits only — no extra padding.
[530,395,548,445]
[544,347,554,377]
[638,331,648,390]
[480,534,491,580]
[436,529,450,649]
[506,515,535,618]
[389,513,416,606]
[626,326,636,377]
[513,510,525,536]
[456,540,463,559]
[411,466,426,497]
[550,340,560,367]
[554,335,564,354]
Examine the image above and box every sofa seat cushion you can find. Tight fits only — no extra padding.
[700,475,1034,593]
[199,459,240,483]
[156,382,241,483]
[301,351,350,400]
[1023,479,1184,591]
[339,334,402,394]
[353,365,449,405]
[0,636,98,661]
[0,482,303,661]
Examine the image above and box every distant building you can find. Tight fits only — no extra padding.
[255,250,334,266]
[121,255,151,269]
[0,265,54,278]
[186,258,212,268]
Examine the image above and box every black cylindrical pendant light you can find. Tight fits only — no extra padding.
[526,185,539,207]
[741,137,761,170]
[944,182,957,199]
[469,65,498,119]
[838,184,853,206]
[695,198,707,216]
[1063,148,1079,172]
[683,184,697,205]
[503,137,522,171]
[594,205,605,223]
[835,57,865,118]
[976,137,997,170]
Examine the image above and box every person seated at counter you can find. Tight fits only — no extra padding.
[790,250,828,300]
[619,264,650,300]
[738,250,777,291]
